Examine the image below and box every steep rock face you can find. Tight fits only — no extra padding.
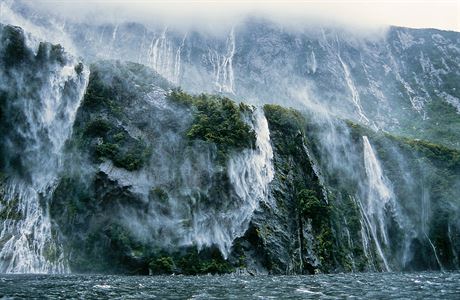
[1,1,459,148]
[0,6,459,275]
[48,61,277,274]
[0,24,89,273]
[345,124,460,271]
[234,105,330,274]
[47,62,338,275]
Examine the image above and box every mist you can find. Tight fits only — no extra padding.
[25,0,460,32]
[0,0,459,281]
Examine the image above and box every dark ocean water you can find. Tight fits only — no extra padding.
[0,271,459,299]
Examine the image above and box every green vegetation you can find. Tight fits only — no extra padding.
[168,89,256,162]
[78,118,150,171]
[397,137,460,169]
[264,105,375,272]
[73,65,155,172]
[298,189,327,228]
[398,97,460,150]
[96,140,149,171]
[84,118,112,136]
[263,104,309,159]
[148,251,233,275]
[50,176,91,222]
[297,189,334,270]
[263,104,306,136]
[149,256,174,274]
[0,195,22,221]
[81,69,123,115]
[149,187,169,204]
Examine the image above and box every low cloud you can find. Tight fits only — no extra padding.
[28,0,459,32]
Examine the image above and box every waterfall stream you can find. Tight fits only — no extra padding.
[147,27,183,85]
[421,189,444,270]
[176,107,274,257]
[209,27,236,94]
[103,106,274,259]
[0,33,89,273]
[361,136,393,271]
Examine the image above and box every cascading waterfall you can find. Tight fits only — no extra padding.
[147,27,183,85]
[179,107,274,257]
[338,53,370,125]
[301,142,328,204]
[107,24,119,58]
[336,36,371,126]
[173,33,186,84]
[0,31,89,273]
[224,107,275,238]
[209,27,236,94]
[358,203,377,270]
[421,188,444,270]
[361,136,393,271]
[192,107,274,257]
[103,104,274,258]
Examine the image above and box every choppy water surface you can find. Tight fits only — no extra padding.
[0,272,459,299]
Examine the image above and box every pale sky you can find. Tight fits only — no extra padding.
[31,0,460,32]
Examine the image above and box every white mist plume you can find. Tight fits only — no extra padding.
[15,0,460,32]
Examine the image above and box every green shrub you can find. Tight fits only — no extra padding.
[298,189,328,226]
[263,104,306,136]
[149,256,174,274]
[168,90,256,162]
[0,196,22,221]
[85,118,112,136]
[95,142,119,159]
[95,140,149,171]
[149,187,169,204]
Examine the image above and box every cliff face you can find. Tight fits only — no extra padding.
[2,1,459,150]
[44,61,341,275]
[0,24,89,273]
[0,12,459,275]
[33,18,460,149]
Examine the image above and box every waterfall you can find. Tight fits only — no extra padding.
[0,30,89,273]
[147,27,183,85]
[361,136,393,271]
[103,106,274,259]
[226,108,274,220]
[173,33,186,84]
[192,107,274,256]
[307,50,317,74]
[358,204,377,270]
[421,188,444,270]
[302,142,329,204]
[107,24,119,58]
[338,55,370,125]
[209,27,236,94]
[336,37,370,125]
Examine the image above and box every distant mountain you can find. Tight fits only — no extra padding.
[0,1,459,275]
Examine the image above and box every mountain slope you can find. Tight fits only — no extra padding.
[0,5,459,275]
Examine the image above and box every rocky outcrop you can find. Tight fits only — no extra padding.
[0,21,459,275]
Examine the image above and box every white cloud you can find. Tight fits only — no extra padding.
[27,0,460,32]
